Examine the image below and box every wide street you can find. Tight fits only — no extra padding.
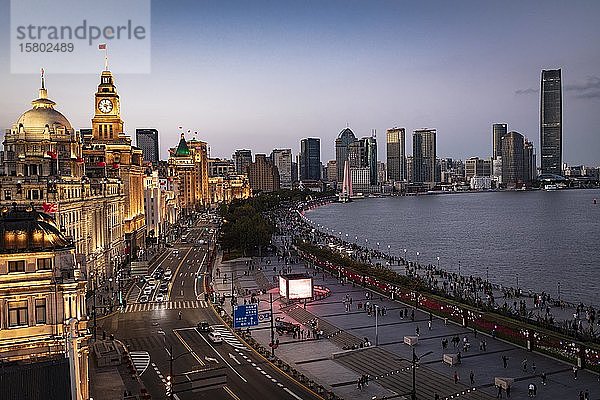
[98,217,321,400]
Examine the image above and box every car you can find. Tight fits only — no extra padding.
[155,293,165,302]
[207,331,223,344]
[143,286,153,296]
[172,249,179,254]
[139,295,149,303]
[159,283,169,292]
[197,321,210,332]
[164,269,172,279]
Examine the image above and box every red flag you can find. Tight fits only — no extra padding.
[42,202,57,214]
[112,162,120,169]
[76,157,85,164]
[98,43,106,50]
[46,151,57,159]
[97,161,106,167]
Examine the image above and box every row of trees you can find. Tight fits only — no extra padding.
[219,189,334,256]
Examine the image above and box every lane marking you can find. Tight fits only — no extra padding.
[223,385,241,400]
[283,387,303,400]
[192,328,248,383]
[173,329,205,366]
[167,247,193,299]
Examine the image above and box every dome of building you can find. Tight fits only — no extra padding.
[0,204,73,253]
[13,77,73,134]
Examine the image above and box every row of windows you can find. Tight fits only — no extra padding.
[7,258,52,273]
[99,124,114,139]
[7,299,47,327]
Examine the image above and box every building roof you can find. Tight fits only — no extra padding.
[174,133,191,157]
[14,77,73,134]
[0,204,73,253]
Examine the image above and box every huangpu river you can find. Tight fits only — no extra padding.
[305,189,600,305]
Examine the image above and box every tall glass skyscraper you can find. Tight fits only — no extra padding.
[492,123,507,160]
[412,128,437,186]
[540,69,562,176]
[136,128,159,164]
[386,127,406,182]
[299,138,321,180]
[335,128,357,182]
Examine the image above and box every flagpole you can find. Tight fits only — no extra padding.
[104,46,109,71]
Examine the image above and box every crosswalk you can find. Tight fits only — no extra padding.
[129,351,150,375]
[123,300,209,313]
[209,325,247,351]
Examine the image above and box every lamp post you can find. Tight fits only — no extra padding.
[416,251,419,265]
[374,304,379,346]
[388,245,391,258]
[411,348,433,400]
[557,281,561,303]
[403,248,407,263]
[458,261,461,277]
[486,266,489,282]
[436,256,440,270]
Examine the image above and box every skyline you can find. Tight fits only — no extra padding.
[1,0,599,165]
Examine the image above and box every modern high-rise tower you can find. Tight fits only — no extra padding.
[136,128,159,164]
[540,69,562,176]
[335,128,357,182]
[412,128,437,187]
[492,123,508,160]
[299,138,321,180]
[233,149,253,174]
[501,131,525,188]
[386,127,406,182]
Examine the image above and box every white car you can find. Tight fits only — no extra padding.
[155,293,165,302]
[143,286,152,296]
[208,331,223,344]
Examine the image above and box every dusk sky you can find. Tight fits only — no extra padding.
[1,0,599,164]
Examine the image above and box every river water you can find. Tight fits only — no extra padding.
[304,189,600,306]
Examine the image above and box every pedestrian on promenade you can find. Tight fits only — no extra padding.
[522,358,527,372]
[411,309,415,321]
[502,355,508,368]
[573,365,578,379]
[416,326,420,336]
[506,385,511,397]
[470,370,474,385]
[496,385,503,398]
[541,372,547,385]
[178,311,182,320]
[428,320,432,330]
[454,371,459,384]
[584,389,590,400]
[532,361,536,373]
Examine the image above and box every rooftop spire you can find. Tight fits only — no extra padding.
[39,68,48,100]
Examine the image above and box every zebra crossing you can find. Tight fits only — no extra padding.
[129,351,150,376]
[209,325,247,351]
[123,300,209,313]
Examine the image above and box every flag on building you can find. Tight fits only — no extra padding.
[42,202,58,214]
[46,150,57,159]
[98,43,106,50]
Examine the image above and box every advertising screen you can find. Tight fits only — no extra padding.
[287,277,313,300]
[279,276,287,298]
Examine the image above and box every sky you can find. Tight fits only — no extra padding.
[0,0,599,165]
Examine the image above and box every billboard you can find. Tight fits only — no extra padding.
[279,274,313,300]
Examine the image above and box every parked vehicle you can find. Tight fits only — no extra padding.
[275,320,300,334]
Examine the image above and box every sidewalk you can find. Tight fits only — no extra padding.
[212,236,600,400]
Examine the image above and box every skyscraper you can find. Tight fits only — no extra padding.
[386,127,406,182]
[247,154,280,193]
[501,131,525,188]
[364,136,378,185]
[299,138,321,180]
[233,149,253,174]
[270,149,292,189]
[540,69,562,176]
[335,128,357,182]
[136,128,159,164]
[492,123,507,160]
[412,128,437,187]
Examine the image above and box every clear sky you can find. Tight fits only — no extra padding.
[1,0,599,165]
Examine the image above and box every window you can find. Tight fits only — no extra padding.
[35,299,46,324]
[8,301,28,327]
[8,260,25,273]
[4,190,11,200]
[37,258,52,270]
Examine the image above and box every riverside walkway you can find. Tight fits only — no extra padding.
[212,237,600,400]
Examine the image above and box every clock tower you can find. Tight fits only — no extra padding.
[91,70,124,141]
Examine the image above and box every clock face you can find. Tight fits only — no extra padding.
[98,99,113,113]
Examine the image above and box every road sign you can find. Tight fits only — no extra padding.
[258,312,272,321]
[233,304,258,328]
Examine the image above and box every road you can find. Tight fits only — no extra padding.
[99,216,321,400]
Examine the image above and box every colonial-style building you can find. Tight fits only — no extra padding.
[0,73,123,283]
[167,133,209,215]
[0,205,89,399]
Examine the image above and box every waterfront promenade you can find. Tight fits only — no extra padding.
[212,238,600,400]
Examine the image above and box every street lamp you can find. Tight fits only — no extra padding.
[403,248,407,262]
[557,281,561,303]
[416,251,419,265]
[374,304,380,346]
[436,256,440,270]
[458,261,461,277]
[388,245,391,258]
[411,348,433,400]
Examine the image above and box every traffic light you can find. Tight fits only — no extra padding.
[165,376,172,397]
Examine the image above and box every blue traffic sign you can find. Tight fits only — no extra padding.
[233,304,259,328]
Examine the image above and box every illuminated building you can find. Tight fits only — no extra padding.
[0,205,89,399]
[85,68,146,264]
[247,154,280,193]
[208,175,251,204]
[0,73,124,282]
[168,133,210,214]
